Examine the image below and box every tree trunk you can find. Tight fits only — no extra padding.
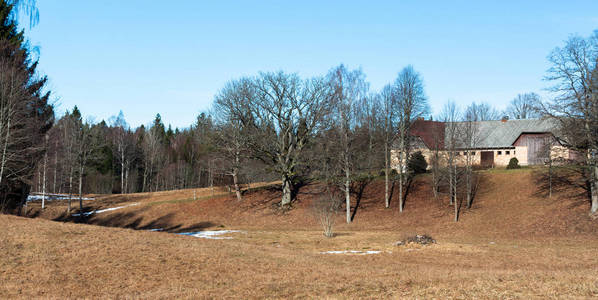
[232,167,242,201]
[398,141,404,212]
[548,162,552,198]
[53,140,57,193]
[466,164,472,209]
[454,164,459,222]
[42,149,47,209]
[125,165,129,194]
[0,117,11,187]
[281,175,292,206]
[67,167,73,213]
[121,149,124,194]
[449,159,454,205]
[345,173,351,224]
[384,142,390,208]
[591,164,598,214]
[78,165,83,211]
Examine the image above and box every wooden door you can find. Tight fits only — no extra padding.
[480,151,494,168]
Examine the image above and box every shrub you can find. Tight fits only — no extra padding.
[379,168,398,177]
[507,157,520,169]
[311,187,341,238]
[408,151,428,174]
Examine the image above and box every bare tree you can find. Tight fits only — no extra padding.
[541,31,598,215]
[212,78,253,201]
[394,65,429,212]
[56,108,80,213]
[507,93,541,119]
[74,118,101,211]
[328,65,368,223]
[463,103,484,209]
[441,101,462,221]
[243,72,333,207]
[381,84,397,208]
[467,102,501,121]
[110,111,134,194]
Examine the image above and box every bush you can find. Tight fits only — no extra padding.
[311,187,342,238]
[408,151,428,174]
[507,157,520,169]
[379,168,398,177]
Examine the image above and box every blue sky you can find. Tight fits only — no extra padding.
[24,1,598,128]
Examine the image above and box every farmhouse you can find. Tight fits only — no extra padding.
[392,118,579,169]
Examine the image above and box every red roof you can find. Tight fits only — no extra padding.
[409,120,445,149]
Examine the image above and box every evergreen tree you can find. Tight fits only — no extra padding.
[0,0,53,211]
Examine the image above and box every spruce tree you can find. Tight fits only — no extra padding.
[0,0,53,211]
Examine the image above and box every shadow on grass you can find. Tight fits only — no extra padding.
[532,165,590,209]
[52,206,220,234]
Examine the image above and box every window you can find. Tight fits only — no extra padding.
[513,150,516,155]
[497,151,502,155]
[506,151,510,155]
[472,151,476,155]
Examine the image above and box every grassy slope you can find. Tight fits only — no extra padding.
[2,168,598,298]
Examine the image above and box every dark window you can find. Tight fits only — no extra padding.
[472,151,476,155]
[497,151,502,155]
[506,151,510,155]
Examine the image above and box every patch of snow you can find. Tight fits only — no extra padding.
[27,193,94,202]
[72,203,139,217]
[147,228,164,232]
[177,230,245,240]
[320,250,382,255]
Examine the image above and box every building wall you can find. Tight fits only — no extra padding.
[390,145,560,171]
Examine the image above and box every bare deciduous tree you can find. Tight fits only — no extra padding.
[328,65,368,223]
[442,101,462,221]
[541,31,598,215]
[507,93,541,120]
[394,65,429,212]
[110,111,134,194]
[213,78,254,201]
[244,71,333,207]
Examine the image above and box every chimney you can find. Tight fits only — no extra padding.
[501,116,509,123]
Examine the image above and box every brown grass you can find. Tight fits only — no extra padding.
[3,168,598,298]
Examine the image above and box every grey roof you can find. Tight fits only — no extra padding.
[447,118,559,149]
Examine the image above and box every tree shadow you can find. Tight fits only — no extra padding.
[399,174,417,211]
[52,206,219,233]
[532,166,590,207]
[350,176,374,221]
[466,172,490,209]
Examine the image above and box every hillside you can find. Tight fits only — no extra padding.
[3,168,598,298]
[23,167,598,239]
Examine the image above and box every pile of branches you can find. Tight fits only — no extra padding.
[395,234,436,246]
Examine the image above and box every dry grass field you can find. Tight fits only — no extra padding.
[2,168,598,298]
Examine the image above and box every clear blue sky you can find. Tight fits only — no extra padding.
[24,1,598,128]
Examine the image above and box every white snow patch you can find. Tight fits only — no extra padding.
[72,203,139,217]
[320,250,383,255]
[27,194,94,202]
[178,230,245,240]
[147,228,164,232]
